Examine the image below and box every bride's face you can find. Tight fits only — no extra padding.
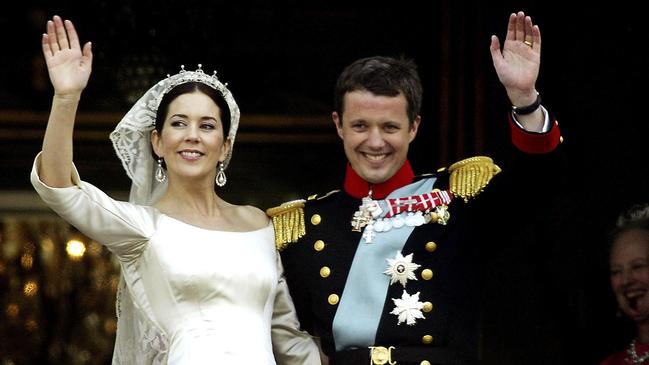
[151,91,230,184]
[610,229,649,324]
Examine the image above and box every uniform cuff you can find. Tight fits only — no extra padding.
[509,113,561,154]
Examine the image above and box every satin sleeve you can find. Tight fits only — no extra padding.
[271,252,322,365]
[30,152,156,262]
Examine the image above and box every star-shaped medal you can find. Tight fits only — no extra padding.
[383,252,421,287]
[390,290,425,326]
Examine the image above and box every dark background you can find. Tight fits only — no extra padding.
[1,1,648,363]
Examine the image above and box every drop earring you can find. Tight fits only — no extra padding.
[155,158,166,182]
[216,161,227,187]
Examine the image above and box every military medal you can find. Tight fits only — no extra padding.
[390,290,425,326]
[434,205,450,225]
[391,214,405,228]
[383,252,425,325]
[351,189,453,242]
[384,252,421,287]
[365,189,453,235]
[351,188,384,243]
[351,188,374,232]
[362,226,376,243]
[385,189,453,218]
[383,189,453,228]
[351,209,371,232]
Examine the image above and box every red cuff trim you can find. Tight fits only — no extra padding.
[509,117,561,154]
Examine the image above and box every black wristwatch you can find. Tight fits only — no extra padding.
[512,92,541,115]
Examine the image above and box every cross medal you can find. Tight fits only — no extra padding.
[350,188,382,243]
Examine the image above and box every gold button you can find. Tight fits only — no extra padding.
[560,136,564,143]
[314,240,325,251]
[422,335,433,345]
[328,294,339,305]
[421,361,431,365]
[425,241,437,252]
[422,301,433,313]
[311,214,321,225]
[320,266,331,278]
[421,269,434,280]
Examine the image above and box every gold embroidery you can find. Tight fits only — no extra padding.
[266,200,306,250]
[448,156,501,202]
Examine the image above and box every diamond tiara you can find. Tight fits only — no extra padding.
[159,64,231,97]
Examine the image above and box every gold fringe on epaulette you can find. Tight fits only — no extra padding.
[266,200,306,250]
[448,156,501,202]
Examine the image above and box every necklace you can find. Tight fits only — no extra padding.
[627,339,649,364]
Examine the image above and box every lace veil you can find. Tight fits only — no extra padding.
[109,65,240,206]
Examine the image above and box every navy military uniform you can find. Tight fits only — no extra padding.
[268,117,562,365]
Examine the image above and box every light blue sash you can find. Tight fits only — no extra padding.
[332,177,436,350]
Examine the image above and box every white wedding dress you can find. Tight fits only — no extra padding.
[31,154,320,365]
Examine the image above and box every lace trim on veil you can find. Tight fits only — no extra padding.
[113,275,168,364]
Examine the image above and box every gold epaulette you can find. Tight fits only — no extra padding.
[266,199,306,251]
[447,156,501,202]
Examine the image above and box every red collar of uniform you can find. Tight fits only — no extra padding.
[343,160,415,199]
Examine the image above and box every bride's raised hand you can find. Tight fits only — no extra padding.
[41,15,93,97]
